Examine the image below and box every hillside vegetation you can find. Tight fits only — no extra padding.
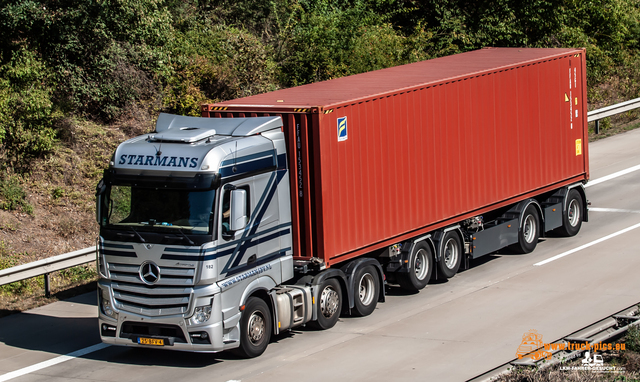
[0,0,639,304]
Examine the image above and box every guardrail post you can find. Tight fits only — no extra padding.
[595,120,600,134]
[44,273,51,298]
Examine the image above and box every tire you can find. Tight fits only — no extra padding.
[352,265,379,317]
[511,204,540,254]
[397,242,433,291]
[555,189,583,237]
[438,231,462,279]
[309,278,342,330]
[234,297,272,358]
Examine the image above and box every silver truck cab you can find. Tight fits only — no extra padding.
[96,113,294,354]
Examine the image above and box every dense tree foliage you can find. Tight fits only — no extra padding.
[0,0,639,169]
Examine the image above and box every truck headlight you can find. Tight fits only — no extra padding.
[100,289,118,319]
[189,306,212,325]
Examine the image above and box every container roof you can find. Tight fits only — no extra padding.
[215,47,581,109]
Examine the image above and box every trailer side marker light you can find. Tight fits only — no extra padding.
[405,260,409,263]
[553,208,556,212]
[508,225,511,228]
[312,297,315,305]
[278,322,281,328]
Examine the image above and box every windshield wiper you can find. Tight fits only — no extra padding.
[176,229,195,246]
[129,226,146,243]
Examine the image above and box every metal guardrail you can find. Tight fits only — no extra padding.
[588,97,640,134]
[0,246,96,297]
[467,302,640,382]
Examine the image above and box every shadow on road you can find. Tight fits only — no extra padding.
[0,310,100,355]
[0,292,223,368]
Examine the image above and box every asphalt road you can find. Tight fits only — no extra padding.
[2,128,640,382]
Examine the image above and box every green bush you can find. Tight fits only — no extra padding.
[627,324,640,353]
[276,0,407,86]
[0,48,57,170]
[0,0,173,122]
[0,175,33,214]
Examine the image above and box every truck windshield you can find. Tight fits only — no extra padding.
[102,184,216,235]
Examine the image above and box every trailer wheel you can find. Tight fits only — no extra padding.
[309,278,342,330]
[234,297,272,358]
[438,232,462,279]
[352,265,379,317]
[512,205,540,253]
[555,189,583,237]
[397,242,433,291]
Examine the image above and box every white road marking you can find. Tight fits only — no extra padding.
[0,343,110,382]
[585,163,640,188]
[589,207,640,214]
[534,221,640,266]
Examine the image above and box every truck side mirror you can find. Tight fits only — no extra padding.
[229,189,248,231]
[96,179,106,224]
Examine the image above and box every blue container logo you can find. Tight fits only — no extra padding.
[337,117,348,142]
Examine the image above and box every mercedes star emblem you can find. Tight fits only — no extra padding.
[139,261,161,284]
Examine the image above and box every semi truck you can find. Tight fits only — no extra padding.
[96,47,589,357]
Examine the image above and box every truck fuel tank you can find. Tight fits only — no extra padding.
[273,286,313,332]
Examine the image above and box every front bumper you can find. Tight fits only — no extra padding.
[98,283,235,352]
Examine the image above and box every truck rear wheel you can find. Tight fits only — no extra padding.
[235,297,272,358]
[352,265,379,317]
[397,242,433,291]
[555,189,583,237]
[438,231,462,279]
[511,204,540,253]
[309,278,342,330]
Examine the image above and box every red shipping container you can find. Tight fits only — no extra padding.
[202,47,589,267]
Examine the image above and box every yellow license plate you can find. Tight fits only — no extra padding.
[138,337,164,346]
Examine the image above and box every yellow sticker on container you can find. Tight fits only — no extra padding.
[576,139,582,156]
[575,97,578,105]
[565,93,569,102]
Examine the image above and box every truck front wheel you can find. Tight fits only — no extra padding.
[309,278,342,330]
[234,297,272,358]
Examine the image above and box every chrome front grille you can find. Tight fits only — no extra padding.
[108,262,195,316]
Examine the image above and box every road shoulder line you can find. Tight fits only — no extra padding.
[585,163,640,188]
[534,221,640,266]
[0,343,109,382]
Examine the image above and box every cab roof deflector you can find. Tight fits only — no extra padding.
[155,113,283,138]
